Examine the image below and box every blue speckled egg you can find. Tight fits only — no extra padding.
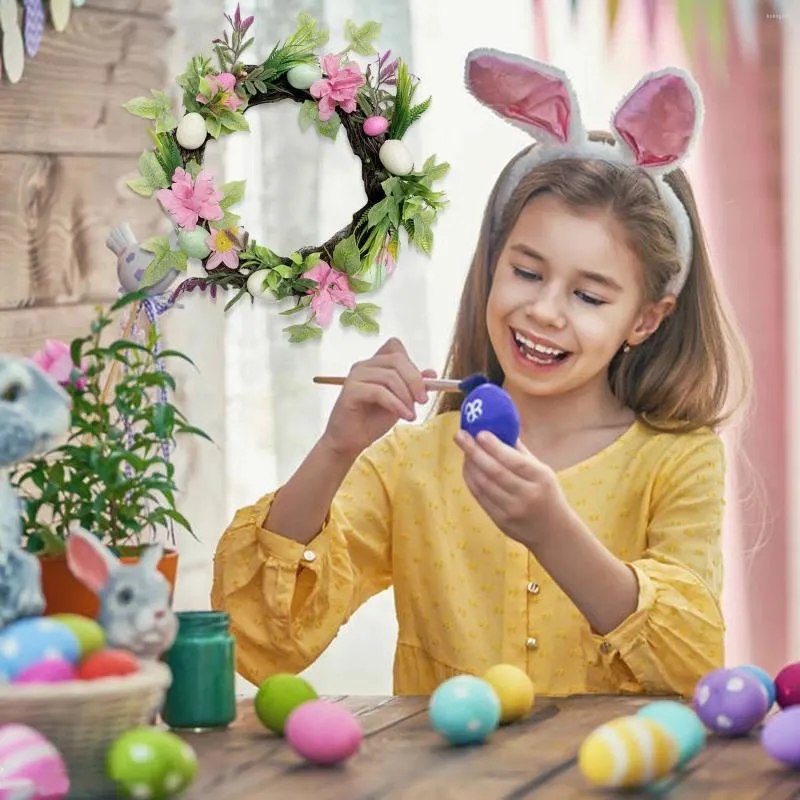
[429,675,501,746]
[735,664,776,709]
[0,618,81,681]
[637,700,706,766]
[460,383,520,446]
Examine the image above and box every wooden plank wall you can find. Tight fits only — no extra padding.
[0,0,230,609]
[0,0,169,343]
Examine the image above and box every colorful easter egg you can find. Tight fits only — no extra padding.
[775,662,800,709]
[13,658,76,685]
[285,700,363,765]
[254,674,318,736]
[107,727,197,799]
[363,115,389,137]
[482,664,535,724]
[286,63,322,90]
[0,777,36,799]
[460,381,521,446]
[379,140,414,176]
[637,700,706,767]
[0,725,69,799]
[762,706,800,767]
[177,228,211,260]
[0,618,80,680]
[429,675,501,746]
[49,614,106,658]
[76,649,139,681]
[735,664,776,709]
[578,715,678,789]
[693,668,769,736]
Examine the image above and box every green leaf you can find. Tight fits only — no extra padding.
[184,159,203,179]
[123,97,160,119]
[284,323,323,344]
[205,115,223,139]
[344,19,381,56]
[140,249,187,287]
[296,11,330,49]
[340,303,380,334]
[139,236,171,256]
[210,211,240,231]
[127,177,154,197]
[332,235,362,275]
[154,111,179,134]
[220,180,246,209]
[138,150,170,191]
[219,109,250,133]
[422,155,450,183]
[298,100,319,132]
[348,277,373,293]
[315,112,341,141]
[367,197,392,228]
[411,213,434,254]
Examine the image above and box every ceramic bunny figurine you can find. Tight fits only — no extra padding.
[66,528,177,660]
[0,356,71,629]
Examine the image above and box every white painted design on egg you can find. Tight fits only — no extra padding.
[164,773,184,792]
[129,743,154,763]
[630,718,656,782]
[35,620,57,632]
[596,725,629,788]
[182,744,197,762]
[466,719,481,732]
[726,677,745,692]
[130,785,153,800]
[696,685,710,705]
[453,686,469,699]
[42,647,62,661]
[716,715,733,729]
[0,639,19,658]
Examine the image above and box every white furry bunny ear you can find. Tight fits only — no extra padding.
[138,542,164,572]
[66,528,118,594]
[464,48,585,146]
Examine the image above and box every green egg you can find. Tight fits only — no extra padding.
[107,727,198,799]
[50,614,106,657]
[254,673,318,735]
[177,228,211,260]
[286,63,322,91]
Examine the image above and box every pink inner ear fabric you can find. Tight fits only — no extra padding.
[613,74,696,168]
[67,536,109,593]
[467,55,571,143]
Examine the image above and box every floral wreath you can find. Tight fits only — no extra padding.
[122,7,449,343]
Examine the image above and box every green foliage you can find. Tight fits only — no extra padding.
[388,62,433,140]
[122,89,178,134]
[298,100,341,141]
[9,294,211,556]
[344,20,381,56]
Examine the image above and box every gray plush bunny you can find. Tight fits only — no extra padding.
[0,356,71,629]
[66,528,178,660]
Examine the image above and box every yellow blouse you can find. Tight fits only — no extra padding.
[211,412,725,698]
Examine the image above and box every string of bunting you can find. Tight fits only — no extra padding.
[535,0,786,64]
[1,0,85,84]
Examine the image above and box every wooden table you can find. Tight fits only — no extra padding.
[182,694,800,798]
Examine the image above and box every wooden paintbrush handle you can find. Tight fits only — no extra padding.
[313,376,463,393]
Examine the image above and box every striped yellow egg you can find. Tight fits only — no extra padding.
[578,715,679,789]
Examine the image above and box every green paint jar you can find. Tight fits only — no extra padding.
[161,611,237,731]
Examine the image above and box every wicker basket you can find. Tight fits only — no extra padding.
[0,661,173,799]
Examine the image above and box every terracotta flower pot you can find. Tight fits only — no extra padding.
[39,550,179,618]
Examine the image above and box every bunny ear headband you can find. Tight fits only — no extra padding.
[464,49,704,296]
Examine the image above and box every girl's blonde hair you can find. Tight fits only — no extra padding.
[435,136,752,432]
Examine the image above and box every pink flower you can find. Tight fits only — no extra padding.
[30,340,86,389]
[157,168,223,231]
[310,55,365,122]
[303,261,356,326]
[205,227,242,270]
[377,235,396,276]
[196,72,244,112]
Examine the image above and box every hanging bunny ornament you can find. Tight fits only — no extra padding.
[464,50,704,296]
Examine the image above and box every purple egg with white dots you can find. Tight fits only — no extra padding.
[762,706,800,767]
[693,667,769,737]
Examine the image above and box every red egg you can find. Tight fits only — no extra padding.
[775,662,800,708]
[76,649,139,680]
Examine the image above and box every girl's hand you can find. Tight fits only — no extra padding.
[454,429,565,548]
[321,338,436,461]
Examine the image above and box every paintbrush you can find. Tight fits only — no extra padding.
[312,373,489,394]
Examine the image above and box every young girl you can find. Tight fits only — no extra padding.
[211,52,750,698]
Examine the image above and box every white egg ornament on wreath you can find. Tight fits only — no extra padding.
[175,112,208,151]
[287,63,323,91]
[379,140,414,176]
[246,270,276,300]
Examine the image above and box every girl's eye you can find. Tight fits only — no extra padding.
[575,291,606,306]
[512,267,540,281]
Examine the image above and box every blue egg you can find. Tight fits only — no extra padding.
[735,665,776,709]
[429,675,501,746]
[0,617,81,680]
[637,700,706,767]
[460,383,520,446]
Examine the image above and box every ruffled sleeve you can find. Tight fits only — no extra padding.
[584,430,726,697]
[210,433,400,687]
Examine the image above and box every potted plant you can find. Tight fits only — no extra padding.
[9,291,210,617]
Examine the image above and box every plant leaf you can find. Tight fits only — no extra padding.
[123,97,160,119]
[315,112,341,141]
[219,110,250,133]
[344,19,381,56]
[127,177,154,197]
[139,236,171,256]
[205,115,223,139]
[283,323,323,343]
[220,180,246,209]
[138,151,170,191]
[332,235,362,275]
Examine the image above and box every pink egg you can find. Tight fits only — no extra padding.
[363,115,389,137]
[762,706,800,766]
[285,700,363,765]
[0,777,36,800]
[13,659,76,685]
[0,725,69,799]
